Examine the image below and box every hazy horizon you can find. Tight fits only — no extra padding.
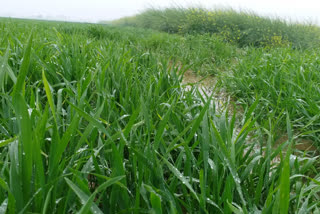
[1,0,320,24]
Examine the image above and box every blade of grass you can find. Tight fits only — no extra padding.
[64,178,103,214]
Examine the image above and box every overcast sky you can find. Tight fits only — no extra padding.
[0,0,319,24]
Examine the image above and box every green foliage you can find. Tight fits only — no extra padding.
[223,47,320,144]
[0,18,319,214]
[114,7,320,49]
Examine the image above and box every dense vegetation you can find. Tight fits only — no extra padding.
[113,8,320,49]
[0,15,319,214]
[113,8,320,146]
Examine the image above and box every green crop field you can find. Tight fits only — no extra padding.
[0,8,319,213]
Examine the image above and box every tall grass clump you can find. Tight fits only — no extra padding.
[223,46,320,145]
[113,7,320,49]
[0,18,319,213]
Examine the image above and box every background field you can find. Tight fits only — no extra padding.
[112,8,320,49]
[0,10,319,213]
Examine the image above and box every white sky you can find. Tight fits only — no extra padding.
[0,0,319,24]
